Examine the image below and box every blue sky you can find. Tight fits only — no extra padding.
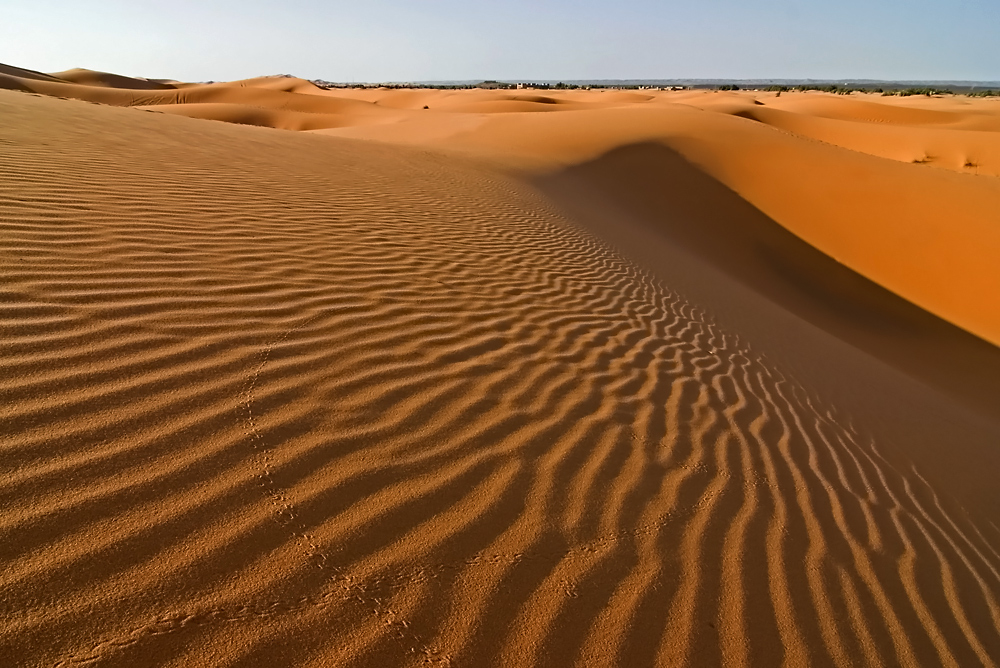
[2,0,997,82]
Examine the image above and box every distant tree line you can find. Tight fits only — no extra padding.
[311,80,997,97]
[717,83,999,97]
[312,81,681,91]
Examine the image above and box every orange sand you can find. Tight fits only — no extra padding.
[2,65,999,667]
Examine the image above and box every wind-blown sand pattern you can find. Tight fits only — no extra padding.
[2,69,1000,667]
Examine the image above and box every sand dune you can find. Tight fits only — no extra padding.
[539,142,1000,419]
[317,99,1000,345]
[2,66,1000,668]
[763,93,1000,132]
[136,101,406,132]
[724,103,1000,176]
[0,63,68,83]
[48,68,178,90]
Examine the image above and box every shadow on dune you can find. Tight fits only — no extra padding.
[537,141,1000,418]
[0,73,33,93]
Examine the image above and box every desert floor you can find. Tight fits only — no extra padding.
[2,65,1000,667]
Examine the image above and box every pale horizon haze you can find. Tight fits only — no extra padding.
[2,0,998,83]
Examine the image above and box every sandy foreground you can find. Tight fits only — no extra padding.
[1,64,999,667]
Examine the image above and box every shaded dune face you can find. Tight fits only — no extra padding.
[539,142,1000,419]
[2,91,1000,668]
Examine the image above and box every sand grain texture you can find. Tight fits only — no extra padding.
[2,74,1000,668]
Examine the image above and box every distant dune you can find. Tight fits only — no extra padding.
[47,67,178,90]
[1,64,999,667]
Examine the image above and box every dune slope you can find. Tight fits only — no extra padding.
[2,87,1000,668]
[331,101,1000,347]
[2,60,998,347]
[48,68,178,90]
[538,141,1000,418]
